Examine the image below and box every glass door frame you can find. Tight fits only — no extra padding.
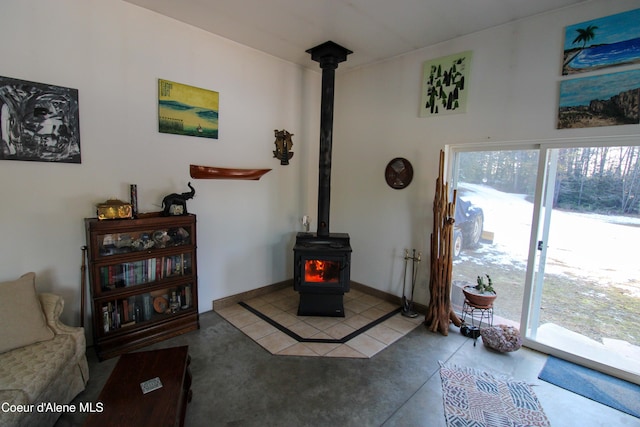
[447,135,640,385]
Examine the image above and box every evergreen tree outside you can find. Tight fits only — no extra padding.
[457,147,640,215]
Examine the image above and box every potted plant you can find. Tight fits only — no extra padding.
[462,274,497,307]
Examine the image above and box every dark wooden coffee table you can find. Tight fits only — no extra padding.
[83,346,192,427]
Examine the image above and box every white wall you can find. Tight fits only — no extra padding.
[0,0,320,329]
[3,0,640,332]
[332,0,640,305]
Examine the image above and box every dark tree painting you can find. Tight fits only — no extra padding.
[420,51,472,117]
[0,76,81,163]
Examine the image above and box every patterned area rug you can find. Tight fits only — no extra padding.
[439,362,550,427]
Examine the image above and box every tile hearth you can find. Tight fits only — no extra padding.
[216,287,423,358]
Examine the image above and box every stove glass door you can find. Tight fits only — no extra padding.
[304,259,340,283]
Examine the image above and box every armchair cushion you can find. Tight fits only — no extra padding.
[0,333,77,402]
[0,273,54,354]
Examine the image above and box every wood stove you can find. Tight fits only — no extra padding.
[294,232,351,316]
[294,41,352,317]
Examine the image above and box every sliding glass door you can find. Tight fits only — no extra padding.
[450,148,539,331]
[450,140,640,384]
[526,145,640,381]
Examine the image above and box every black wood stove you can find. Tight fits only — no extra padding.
[294,41,353,317]
[294,232,351,316]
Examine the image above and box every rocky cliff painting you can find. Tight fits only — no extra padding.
[0,76,80,163]
[558,69,640,129]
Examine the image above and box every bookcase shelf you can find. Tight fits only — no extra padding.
[85,213,199,360]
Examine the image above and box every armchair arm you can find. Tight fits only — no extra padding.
[38,293,87,356]
[38,293,76,334]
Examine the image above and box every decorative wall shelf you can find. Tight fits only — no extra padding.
[189,164,271,180]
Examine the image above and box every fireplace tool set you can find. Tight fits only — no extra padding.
[401,249,421,318]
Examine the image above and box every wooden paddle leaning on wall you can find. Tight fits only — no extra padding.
[425,150,462,335]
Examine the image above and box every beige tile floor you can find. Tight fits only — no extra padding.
[215,287,423,358]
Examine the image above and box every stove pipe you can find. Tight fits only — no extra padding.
[306,41,352,237]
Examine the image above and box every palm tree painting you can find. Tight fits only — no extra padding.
[563,8,640,75]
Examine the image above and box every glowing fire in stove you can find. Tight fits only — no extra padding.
[305,260,340,283]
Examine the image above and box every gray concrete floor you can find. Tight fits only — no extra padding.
[57,310,639,427]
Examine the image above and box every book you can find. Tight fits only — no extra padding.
[102,305,109,332]
[122,299,130,322]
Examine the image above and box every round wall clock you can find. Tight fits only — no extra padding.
[385,157,413,189]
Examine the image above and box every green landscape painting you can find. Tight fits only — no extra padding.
[158,79,219,139]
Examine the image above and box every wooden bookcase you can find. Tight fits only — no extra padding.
[85,213,199,360]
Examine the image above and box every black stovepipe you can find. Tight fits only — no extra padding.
[306,41,352,237]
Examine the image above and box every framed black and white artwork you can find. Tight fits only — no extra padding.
[0,75,80,163]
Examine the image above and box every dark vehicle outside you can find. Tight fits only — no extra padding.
[453,198,483,257]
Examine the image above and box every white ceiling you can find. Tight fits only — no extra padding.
[125,0,587,71]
